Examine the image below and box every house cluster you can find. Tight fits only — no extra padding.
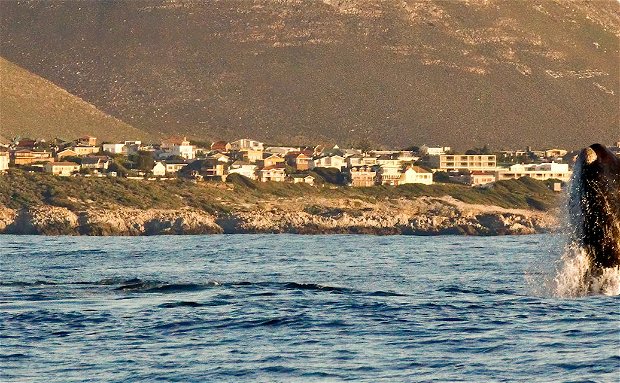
[1,135,618,189]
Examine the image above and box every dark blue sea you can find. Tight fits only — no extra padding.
[1,234,618,382]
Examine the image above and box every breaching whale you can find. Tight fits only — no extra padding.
[569,143,620,270]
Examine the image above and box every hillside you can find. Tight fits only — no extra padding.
[1,0,618,149]
[0,57,149,142]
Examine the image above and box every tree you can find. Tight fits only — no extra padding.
[108,160,129,177]
[131,151,154,172]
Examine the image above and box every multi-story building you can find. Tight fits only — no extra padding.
[161,136,195,160]
[230,138,264,151]
[81,156,111,171]
[181,158,227,181]
[399,166,433,185]
[496,162,571,182]
[242,149,264,163]
[228,161,257,180]
[310,155,346,170]
[10,149,54,165]
[450,171,497,187]
[285,152,311,171]
[260,154,285,169]
[44,162,81,176]
[429,154,497,172]
[420,145,451,156]
[349,166,376,187]
[259,167,286,182]
[103,143,127,154]
[78,136,97,146]
[376,163,406,186]
[347,155,378,168]
[164,161,189,175]
[71,145,101,156]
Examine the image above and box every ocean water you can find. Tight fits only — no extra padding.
[0,234,618,382]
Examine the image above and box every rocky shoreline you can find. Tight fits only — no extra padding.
[0,197,558,236]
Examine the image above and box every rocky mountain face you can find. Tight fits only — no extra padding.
[0,197,557,236]
[0,58,149,142]
[1,0,618,148]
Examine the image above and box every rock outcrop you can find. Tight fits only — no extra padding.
[1,207,222,235]
[0,197,558,236]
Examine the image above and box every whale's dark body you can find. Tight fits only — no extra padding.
[570,144,620,269]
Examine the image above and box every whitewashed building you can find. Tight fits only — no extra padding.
[310,155,346,170]
[103,143,127,154]
[44,162,80,176]
[228,161,257,180]
[496,162,571,182]
[259,167,286,182]
[231,139,264,151]
[399,166,433,185]
[0,151,9,173]
[152,162,166,177]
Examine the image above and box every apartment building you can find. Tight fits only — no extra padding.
[429,154,497,172]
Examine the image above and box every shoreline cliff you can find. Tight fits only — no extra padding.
[0,172,561,236]
[0,196,557,236]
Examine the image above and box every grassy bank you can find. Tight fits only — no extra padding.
[0,170,561,213]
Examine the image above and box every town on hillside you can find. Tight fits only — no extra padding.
[1,135,619,189]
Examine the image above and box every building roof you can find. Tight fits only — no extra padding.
[49,161,80,166]
[81,156,110,165]
[410,165,432,174]
[261,165,286,171]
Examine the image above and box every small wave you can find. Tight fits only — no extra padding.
[158,301,205,308]
[0,280,58,287]
[115,281,214,293]
[281,282,352,293]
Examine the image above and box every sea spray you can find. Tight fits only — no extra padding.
[550,145,620,297]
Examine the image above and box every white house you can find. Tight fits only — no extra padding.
[81,156,111,171]
[290,174,315,185]
[399,166,433,185]
[71,145,100,156]
[152,162,166,176]
[0,151,9,173]
[347,155,378,168]
[265,146,299,155]
[164,162,189,175]
[420,145,451,156]
[231,138,264,151]
[161,137,195,160]
[102,143,126,154]
[496,162,571,182]
[376,163,402,185]
[228,161,257,180]
[44,162,80,176]
[310,155,346,170]
[259,167,286,182]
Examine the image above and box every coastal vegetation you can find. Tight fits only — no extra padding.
[0,169,559,214]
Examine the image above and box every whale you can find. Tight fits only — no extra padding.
[569,143,620,270]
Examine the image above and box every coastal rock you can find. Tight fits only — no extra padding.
[4,206,79,235]
[0,207,17,232]
[0,197,558,236]
[78,209,223,235]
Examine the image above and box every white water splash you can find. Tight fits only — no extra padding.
[553,243,620,297]
[547,151,620,297]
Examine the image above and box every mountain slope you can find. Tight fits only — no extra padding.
[0,57,149,142]
[0,0,618,149]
